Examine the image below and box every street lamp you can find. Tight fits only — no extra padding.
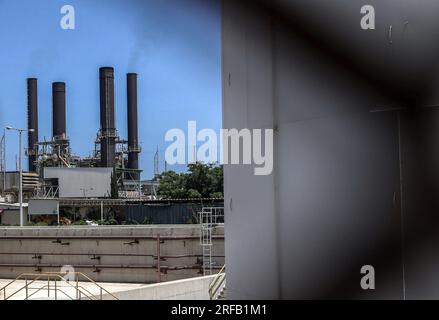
[6,126,34,227]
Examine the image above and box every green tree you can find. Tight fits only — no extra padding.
[156,171,187,199]
[157,162,223,199]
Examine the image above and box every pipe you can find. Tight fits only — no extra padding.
[0,263,219,270]
[99,67,116,168]
[27,78,38,172]
[127,73,140,180]
[0,252,225,258]
[52,82,66,139]
[157,234,161,282]
[0,235,224,240]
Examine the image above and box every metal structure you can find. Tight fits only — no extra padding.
[27,78,38,172]
[127,73,141,180]
[0,272,118,300]
[99,67,117,168]
[154,146,159,178]
[52,82,67,139]
[4,66,144,203]
[199,207,224,275]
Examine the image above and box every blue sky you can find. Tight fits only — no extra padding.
[0,0,221,178]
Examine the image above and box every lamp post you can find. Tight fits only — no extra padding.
[1,128,5,195]
[6,126,34,227]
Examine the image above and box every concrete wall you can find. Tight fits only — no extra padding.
[222,1,412,299]
[0,225,224,283]
[100,275,217,300]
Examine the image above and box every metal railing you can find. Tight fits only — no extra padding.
[34,186,59,199]
[0,272,118,300]
[208,265,226,300]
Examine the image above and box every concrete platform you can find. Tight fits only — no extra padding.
[0,278,143,300]
[0,274,217,300]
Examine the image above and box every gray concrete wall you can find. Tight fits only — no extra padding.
[222,0,411,299]
[0,225,224,283]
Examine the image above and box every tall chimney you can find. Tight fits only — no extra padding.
[52,82,66,139]
[27,78,38,172]
[127,73,140,180]
[99,67,116,168]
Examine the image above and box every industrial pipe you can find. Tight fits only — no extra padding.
[99,67,116,168]
[52,82,66,139]
[26,78,38,172]
[127,73,140,180]
[0,235,224,240]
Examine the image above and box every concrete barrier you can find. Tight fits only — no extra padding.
[0,225,224,283]
[100,275,217,300]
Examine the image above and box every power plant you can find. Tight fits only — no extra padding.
[0,1,229,302]
[28,67,141,183]
[0,67,225,291]
[0,67,145,203]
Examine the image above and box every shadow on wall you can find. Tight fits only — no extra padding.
[223,0,439,299]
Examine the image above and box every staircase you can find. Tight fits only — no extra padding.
[209,265,226,300]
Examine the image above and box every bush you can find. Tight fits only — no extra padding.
[73,219,87,226]
[98,218,119,226]
[34,222,48,227]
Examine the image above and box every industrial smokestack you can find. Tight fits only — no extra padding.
[52,82,66,139]
[27,78,38,172]
[99,67,116,168]
[127,73,140,180]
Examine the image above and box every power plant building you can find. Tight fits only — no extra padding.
[15,66,143,200]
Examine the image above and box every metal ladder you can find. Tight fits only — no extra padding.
[199,207,224,276]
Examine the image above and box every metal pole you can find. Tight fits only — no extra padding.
[157,234,161,283]
[25,276,28,299]
[138,176,141,201]
[19,130,23,227]
[101,201,104,221]
[2,128,5,194]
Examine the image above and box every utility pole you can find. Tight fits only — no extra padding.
[1,128,5,195]
[6,126,33,227]
[18,129,22,227]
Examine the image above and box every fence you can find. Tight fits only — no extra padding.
[125,201,224,225]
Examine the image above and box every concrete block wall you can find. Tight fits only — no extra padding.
[0,225,224,283]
